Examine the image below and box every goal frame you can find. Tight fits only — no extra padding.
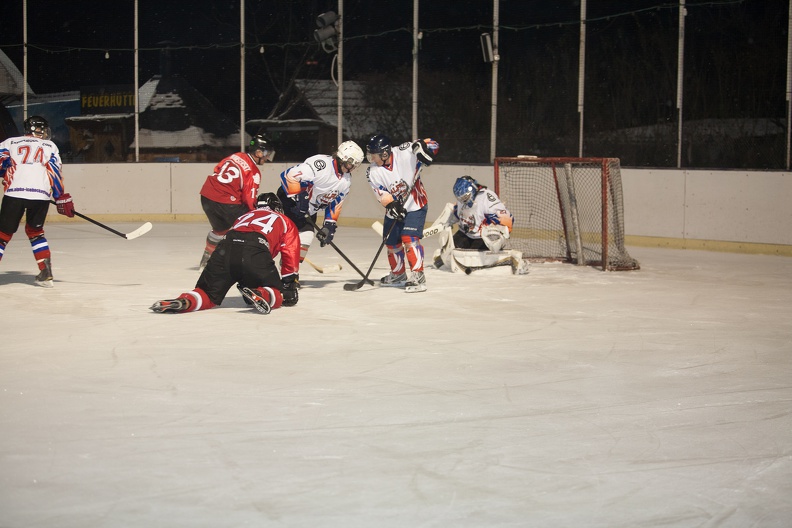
[494,156,639,271]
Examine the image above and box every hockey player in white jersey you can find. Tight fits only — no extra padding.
[365,133,439,293]
[433,176,528,274]
[0,116,76,287]
[276,141,364,263]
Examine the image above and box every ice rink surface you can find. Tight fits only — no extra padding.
[1,221,791,528]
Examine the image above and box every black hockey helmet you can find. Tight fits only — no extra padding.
[24,115,51,140]
[256,192,284,214]
[366,133,392,163]
[248,133,275,162]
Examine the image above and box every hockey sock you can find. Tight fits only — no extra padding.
[386,244,406,274]
[25,227,51,265]
[182,289,214,312]
[0,231,12,261]
[204,230,225,256]
[255,286,283,309]
[402,235,424,272]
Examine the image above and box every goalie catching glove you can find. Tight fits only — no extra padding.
[385,200,407,221]
[55,193,75,217]
[281,274,299,306]
[412,138,439,166]
[316,221,336,247]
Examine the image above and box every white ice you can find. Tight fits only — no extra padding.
[1,221,791,527]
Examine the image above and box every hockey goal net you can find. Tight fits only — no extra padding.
[494,157,639,271]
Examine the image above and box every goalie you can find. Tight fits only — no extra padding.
[433,176,528,274]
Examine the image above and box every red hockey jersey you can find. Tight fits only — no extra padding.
[229,207,300,280]
[200,152,262,211]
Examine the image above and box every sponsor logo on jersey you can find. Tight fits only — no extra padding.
[313,159,327,171]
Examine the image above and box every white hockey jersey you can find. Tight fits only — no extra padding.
[366,142,428,215]
[453,188,514,239]
[0,135,64,201]
[279,155,352,222]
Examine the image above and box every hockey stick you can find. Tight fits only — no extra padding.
[50,201,153,240]
[303,257,341,274]
[303,215,373,283]
[343,219,398,291]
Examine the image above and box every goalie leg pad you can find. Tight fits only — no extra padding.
[451,249,516,274]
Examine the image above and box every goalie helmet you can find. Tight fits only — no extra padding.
[453,176,478,207]
[335,140,364,172]
[24,115,51,140]
[366,134,392,163]
[248,133,275,162]
[256,192,284,214]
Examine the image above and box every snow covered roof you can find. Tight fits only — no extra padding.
[269,79,410,141]
[134,75,240,149]
[0,50,33,97]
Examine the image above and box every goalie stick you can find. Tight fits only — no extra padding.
[303,258,341,274]
[370,202,454,239]
[49,201,152,240]
[371,220,444,239]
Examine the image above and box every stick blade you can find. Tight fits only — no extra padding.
[124,222,153,240]
[371,221,384,236]
[323,263,342,274]
[343,282,364,291]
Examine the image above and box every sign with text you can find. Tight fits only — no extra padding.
[80,85,135,115]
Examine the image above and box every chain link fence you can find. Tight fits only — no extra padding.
[1,1,787,168]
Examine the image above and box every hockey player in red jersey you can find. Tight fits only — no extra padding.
[198,134,275,270]
[0,115,75,287]
[276,140,364,263]
[151,193,300,314]
[365,133,439,293]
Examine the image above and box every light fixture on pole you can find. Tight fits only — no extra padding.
[314,11,338,53]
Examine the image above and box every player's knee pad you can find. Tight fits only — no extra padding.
[25,225,44,240]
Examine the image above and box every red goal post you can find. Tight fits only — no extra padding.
[494,156,639,271]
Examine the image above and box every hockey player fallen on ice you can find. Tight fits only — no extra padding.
[198,133,276,270]
[433,176,528,275]
[151,193,300,315]
[0,115,76,288]
[275,140,364,264]
[365,133,439,293]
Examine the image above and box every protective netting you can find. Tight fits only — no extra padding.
[495,157,639,271]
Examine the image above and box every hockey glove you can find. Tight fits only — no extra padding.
[316,220,337,247]
[288,192,310,217]
[385,200,407,222]
[281,274,299,306]
[55,193,75,217]
[412,138,439,166]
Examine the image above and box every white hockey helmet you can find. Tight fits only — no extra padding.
[336,141,364,172]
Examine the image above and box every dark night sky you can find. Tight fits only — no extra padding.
[1,1,785,125]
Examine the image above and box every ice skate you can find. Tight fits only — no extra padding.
[34,259,54,288]
[149,298,190,313]
[404,271,427,293]
[237,285,271,314]
[198,250,211,271]
[380,271,407,287]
